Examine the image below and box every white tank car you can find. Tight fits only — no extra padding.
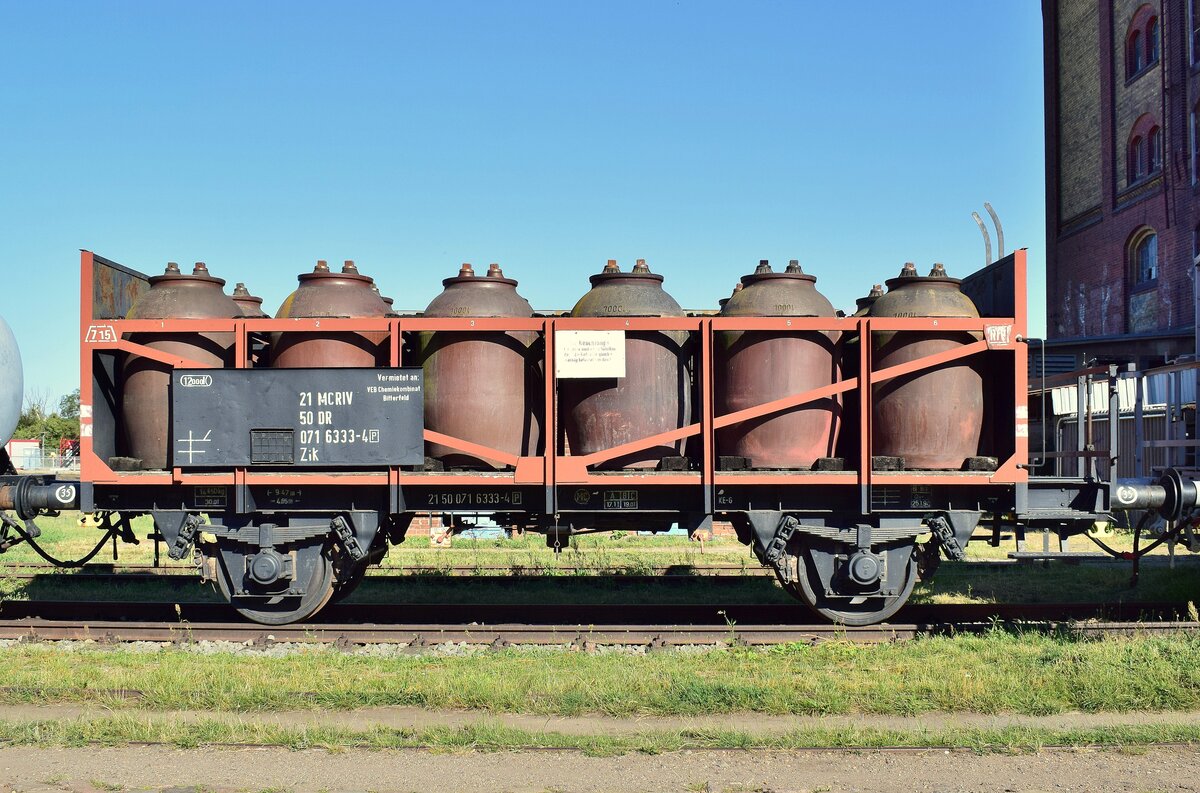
[0,316,22,447]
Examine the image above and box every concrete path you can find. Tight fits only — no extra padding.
[1,744,1198,792]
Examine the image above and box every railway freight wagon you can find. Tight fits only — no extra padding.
[0,249,1195,626]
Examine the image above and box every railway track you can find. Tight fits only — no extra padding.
[0,618,917,645]
[0,600,1192,646]
[0,599,1190,622]
[0,618,1192,647]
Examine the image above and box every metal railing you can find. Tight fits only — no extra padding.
[10,454,80,473]
[1033,360,1200,480]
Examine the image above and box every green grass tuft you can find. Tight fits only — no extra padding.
[2,630,1200,718]
[0,715,1196,755]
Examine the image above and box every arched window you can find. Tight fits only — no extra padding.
[1129,29,1144,76]
[1128,5,1159,78]
[1128,114,1162,185]
[1133,231,1158,284]
[1130,135,1145,181]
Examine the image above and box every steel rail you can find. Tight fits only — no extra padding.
[0,619,915,645]
[0,618,1194,646]
[0,599,1193,646]
[0,600,1190,624]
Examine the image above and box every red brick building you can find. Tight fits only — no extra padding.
[1044,0,1199,366]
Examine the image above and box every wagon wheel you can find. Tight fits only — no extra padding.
[214,538,335,626]
[788,540,919,627]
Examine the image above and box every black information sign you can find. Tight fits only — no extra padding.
[171,368,424,468]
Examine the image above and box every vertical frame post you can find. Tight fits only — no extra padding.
[1012,250,1029,483]
[858,316,872,515]
[1173,369,1183,469]
[699,317,715,515]
[1076,372,1087,479]
[389,317,403,514]
[543,318,556,516]
[1134,367,1145,477]
[1107,364,1119,481]
[78,251,96,485]
[389,318,401,368]
[234,319,248,369]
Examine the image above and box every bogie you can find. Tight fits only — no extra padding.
[211,537,335,626]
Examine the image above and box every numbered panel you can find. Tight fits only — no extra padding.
[171,368,424,467]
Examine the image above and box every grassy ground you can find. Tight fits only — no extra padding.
[3,630,1200,717]
[2,512,1198,606]
[1,715,1198,754]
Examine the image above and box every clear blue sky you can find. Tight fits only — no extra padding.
[1,1,1046,403]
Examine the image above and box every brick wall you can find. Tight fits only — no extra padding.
[1052,195,1166,338]
[1113,0,1162,192]
[1045,0,1196,362]
[1057,0,1104,221]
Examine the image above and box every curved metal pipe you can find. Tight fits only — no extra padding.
[972,211,993,266]
[984,202,1005,259]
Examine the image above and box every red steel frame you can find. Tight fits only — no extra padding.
[78,250,1029,515]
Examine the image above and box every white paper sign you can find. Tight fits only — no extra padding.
[555,330,626,378]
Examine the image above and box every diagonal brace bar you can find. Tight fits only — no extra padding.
[871,339,990,384]
[422,430,522,467]
[578,424,703,467]
[114,339,215,370]
[712,378,859,431]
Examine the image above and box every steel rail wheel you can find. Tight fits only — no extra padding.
[215,539,335,625]
[790,540,918,626]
